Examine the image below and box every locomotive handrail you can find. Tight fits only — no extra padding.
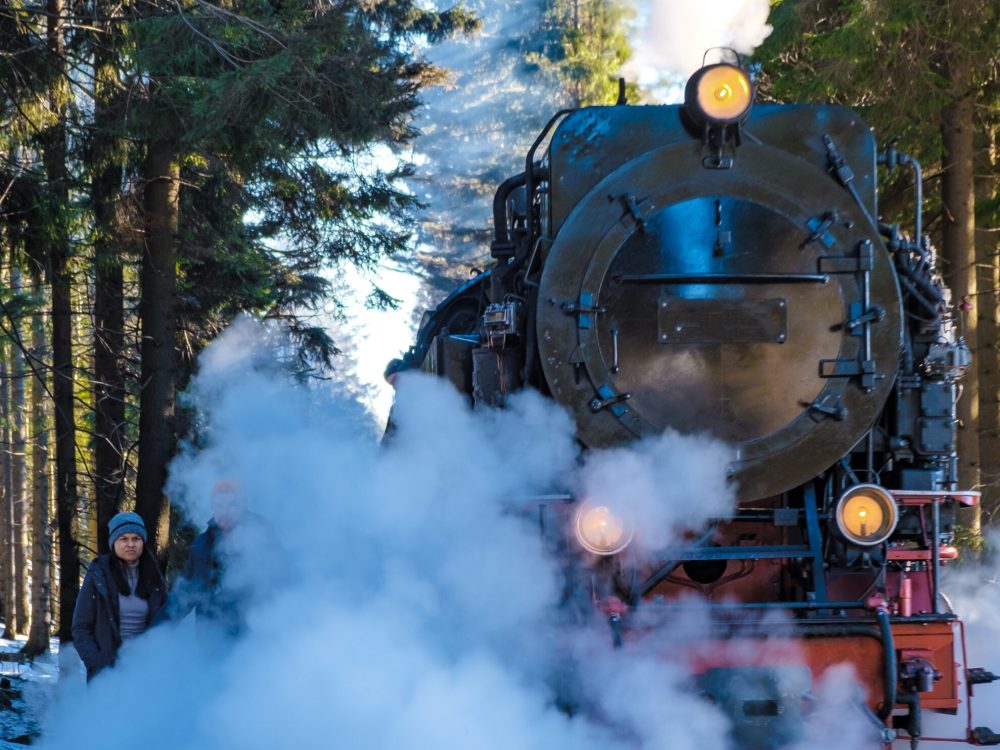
[658,544,815,561]
[524,108,574,265]
[615,273,830,284]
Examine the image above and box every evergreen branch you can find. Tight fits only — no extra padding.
[173,0,242,69]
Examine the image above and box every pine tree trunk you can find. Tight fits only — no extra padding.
[42,0,79,641]
[135,140,179,556]
[11,269,28,634]
[940,27,979,528]
[23,281,51,657]
[0,344,15,638]
[975,124,999,525]
[91,0,127,552]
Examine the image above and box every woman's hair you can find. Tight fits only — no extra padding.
[110,548,163,599]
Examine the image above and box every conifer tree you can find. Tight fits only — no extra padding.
[756,0,1000,526]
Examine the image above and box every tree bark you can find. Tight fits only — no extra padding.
[940,28,979,531]
[975,123,999,525]
[10,268,28,634]
[42,0,80,641]
[0,346,14,638]
[91,0,127,552]
[135,140,179,556]
[23,280,51,657]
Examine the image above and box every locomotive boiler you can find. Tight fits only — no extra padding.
[387,55,998,748]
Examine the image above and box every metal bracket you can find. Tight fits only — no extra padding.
[972,727,1000,746]
[611,193,649,233]
[845,303,886,334]
[968,668,999,686]
[819,357,878,389]
[823,133,878,229]
[589,384,631,415]
[818,253,873,274]
[802,211,839,249]
[562,291,604,330]
[801,393,846,422]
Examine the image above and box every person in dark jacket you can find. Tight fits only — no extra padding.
[172,478,278,638]
[71,511,167,680]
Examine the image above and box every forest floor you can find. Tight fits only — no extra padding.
[0,636,59,748]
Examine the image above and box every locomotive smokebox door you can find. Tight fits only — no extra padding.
[536,107,903,503]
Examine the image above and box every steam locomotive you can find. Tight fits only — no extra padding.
[388,55,998,748]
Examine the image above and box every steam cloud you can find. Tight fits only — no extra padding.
[37,318,739,750]
[33,318,985,750]
[624,0,773,101]
[919,540,1000,747]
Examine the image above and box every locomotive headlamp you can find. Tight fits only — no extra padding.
[834,484,899,546]
[574,503,633,556]
[684,63,753,127]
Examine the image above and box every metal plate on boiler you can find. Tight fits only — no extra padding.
[657,298,787,345]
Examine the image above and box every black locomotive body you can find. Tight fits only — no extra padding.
[389,62,997,748]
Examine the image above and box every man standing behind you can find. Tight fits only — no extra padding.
[173,477,277,637]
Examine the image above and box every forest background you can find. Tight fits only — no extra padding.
[0,0,996,660]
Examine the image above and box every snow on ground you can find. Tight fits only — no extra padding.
[0,634,60,748]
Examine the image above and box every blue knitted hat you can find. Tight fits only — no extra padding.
[108,511,147,548]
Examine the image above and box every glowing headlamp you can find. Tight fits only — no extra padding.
[574,503,633,556]
[684,63,753,127]
[834,484,898,547]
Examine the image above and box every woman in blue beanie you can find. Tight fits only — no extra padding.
[71,511,167,680]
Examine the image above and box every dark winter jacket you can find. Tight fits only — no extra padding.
[71,550,167,680]
[172,514,279,637]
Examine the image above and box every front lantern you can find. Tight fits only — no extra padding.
[684,63,754,129]
[834,484,899,547]
[574,503,633,556]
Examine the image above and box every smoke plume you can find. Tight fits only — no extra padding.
[624,0,773,101]
[37,318,737,750]
[31,317,933,749]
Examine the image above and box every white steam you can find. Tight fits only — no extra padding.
[918,539,1000,747]
[36,317,920,750]
[579,431,735,553]
[624,0,773,101]
[37,317,737,750]
[407,0,563,284]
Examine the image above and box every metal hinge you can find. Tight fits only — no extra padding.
[590,384,631,415]
[802,211,839,249]
[562,291,604,330]
[845,302,886,334]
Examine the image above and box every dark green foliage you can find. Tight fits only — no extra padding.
[527,0,636,106]
[755,0,998,167]
[119,0,478,368]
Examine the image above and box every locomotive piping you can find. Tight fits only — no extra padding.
[879,146,924,247]
[875,607,897,721]
[492,171,526,247]
[931,500,940,614]
[896,692,922,750]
